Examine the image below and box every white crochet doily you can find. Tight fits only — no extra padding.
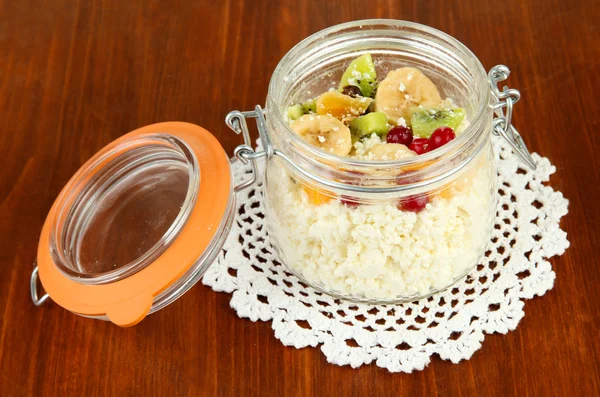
[202,136,569,373]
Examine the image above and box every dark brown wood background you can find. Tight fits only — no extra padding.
[1,0,598,396]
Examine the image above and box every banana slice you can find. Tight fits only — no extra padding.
[290,114,352,156]
[367,143,416,160]
[374,67,442,125]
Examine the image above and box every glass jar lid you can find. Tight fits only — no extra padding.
[36,122,232,326]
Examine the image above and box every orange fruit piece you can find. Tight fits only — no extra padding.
[437,184,456,200]
[302,185,332,205]
[437,158,484,199]
[316,91,372,123]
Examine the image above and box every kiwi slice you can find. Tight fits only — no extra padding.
[411,108,466,138]
[287,104,304,121]
[287,99,317,121]
[339,54,378,98]
[349,112,388,142]
[301,99,316,113]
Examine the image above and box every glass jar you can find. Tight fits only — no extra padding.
[261,20,499,302]
[32,20,534,325]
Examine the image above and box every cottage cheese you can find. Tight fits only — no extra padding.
[265,158,493,300]
[351,133,384,160]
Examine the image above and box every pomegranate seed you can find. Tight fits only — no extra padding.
[341,196,360,208]
[408,138,430,155]
[429,127,456,150]
[398,195,430,212]
[386,126,413,145]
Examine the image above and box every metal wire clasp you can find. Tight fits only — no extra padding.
[30,262,50,306]
[226,106,273,193]
[489,65,536,170]
[227,105,332,194]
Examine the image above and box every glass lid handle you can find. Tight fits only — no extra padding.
[30,263,50,307]
[488,65,536,170]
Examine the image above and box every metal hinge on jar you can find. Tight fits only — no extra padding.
[488,65,536,170]
[226,106,341,193]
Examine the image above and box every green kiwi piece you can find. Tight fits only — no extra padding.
[411,108,466,138]
[349,112,388,142]
[287,104,304,121]
[339,54,378,98]
[287,99,318,121]
[301,99,316,113]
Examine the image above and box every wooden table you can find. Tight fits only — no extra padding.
[1,0,598,395]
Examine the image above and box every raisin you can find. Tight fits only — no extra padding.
[342,85,362,98]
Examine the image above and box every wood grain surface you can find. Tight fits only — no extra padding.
[1,0,598,396]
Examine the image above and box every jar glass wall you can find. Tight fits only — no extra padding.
[263,20,497,302]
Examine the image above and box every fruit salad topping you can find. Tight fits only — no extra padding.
[287,53,465,160]
[286,53,467,212]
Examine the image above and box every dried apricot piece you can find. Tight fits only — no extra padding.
[316,91,372,123]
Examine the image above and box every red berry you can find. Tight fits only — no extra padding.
[429,127,456,150]
[398,195,430,212]
[408,138,430,155]
[386,126,413,145]
[341,196,360,208]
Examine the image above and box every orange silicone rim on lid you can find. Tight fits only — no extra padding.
[37,122,231,327]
